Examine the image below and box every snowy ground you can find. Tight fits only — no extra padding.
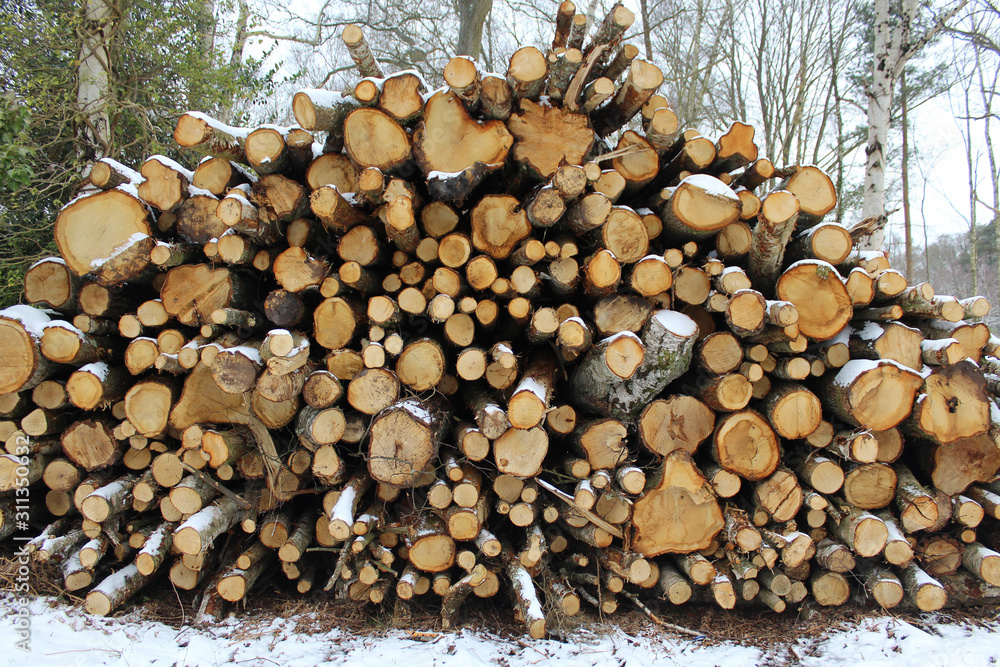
[3,594,1000,666]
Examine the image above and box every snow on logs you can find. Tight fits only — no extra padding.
[7,8,1000,635]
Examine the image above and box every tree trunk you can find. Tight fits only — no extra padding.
[77,0,116,172]
[457,0,493,58]
[860,0,968,249]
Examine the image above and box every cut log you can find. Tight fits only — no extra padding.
[748,190,800,293]
[963,543,1000,586]
[413,91,512,179]
[504,554,546,639]
[571,310,698,420]
[905,360,990,445]
[176,192,228,244]
[776,261,851,341]
[760,382,822,440]
[508,99,593,179]
[81,473,137,522]
[160,264,246,327]
[657,175,741,241]
[612,131,659,193]
[342,108,411,172]
[506,46,548,100]
[169,363,252,431]
[842,462,897,510]
[901,562,947,611]
[827,505,887,558]
[507,353,557,430]
[753,468,803,523]
[0,305,62,395]
[341,25,383,78]
[85,564,151,616]
[218,550,275,602]
[24,258,81,311]
[821,359,923,431]
[923,434,1000,496]
[404,514,456,573]
[591,59,662,137]
[493,427,549,477]
[893,463,940,532]
[810,569,850,606]
[775,165,836,227]
[368,397,449,487]
[174,112,246,160]
[637,395,715,457]
[916,534,964,576]
[630,451,724,555]
[124,377,179,437]
[173,496,242,556]
[61,420,121,471]
[858,560,904,609]
[470,195,531,259]
[712,410,780,481]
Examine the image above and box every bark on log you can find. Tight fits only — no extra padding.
[571,310,698,420]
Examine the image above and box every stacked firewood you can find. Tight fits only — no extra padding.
[4,2,1000,636]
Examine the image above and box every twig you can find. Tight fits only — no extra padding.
[179,462,252,511]
[620,590,709,638]
[536,478,624,538]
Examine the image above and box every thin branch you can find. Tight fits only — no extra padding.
[892,0,970,78]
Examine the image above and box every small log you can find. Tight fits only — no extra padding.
[901,562,947,611]
[858,560,904,609]
[748,190,800,294]
[173,496,242,556]
[85,564,152,616]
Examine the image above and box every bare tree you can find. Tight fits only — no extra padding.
[972,14,1000,304]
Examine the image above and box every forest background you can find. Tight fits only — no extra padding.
[1,0,997,326]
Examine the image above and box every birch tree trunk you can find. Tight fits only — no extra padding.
[77,0,116,172]
[196,0,216,56]
[859,0,968,250]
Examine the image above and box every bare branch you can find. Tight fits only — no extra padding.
[893,0,971,78]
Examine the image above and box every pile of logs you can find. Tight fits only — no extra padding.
[5,2,1000,637]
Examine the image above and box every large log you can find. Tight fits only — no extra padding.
[630,450,724,555]
[413,91,512,182]
[821,359,923,431]
[507,99,593,179]
[776,261,852,341]
[368,397,450,487]
[571,310,698,420]
[0,306,62,394]
[54,188,155,286]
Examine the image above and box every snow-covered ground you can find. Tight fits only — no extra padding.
[3,594,999,666]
